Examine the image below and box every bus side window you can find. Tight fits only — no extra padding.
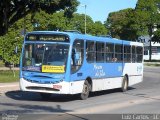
[106,43,114,62]
[72,49,76,66]
[132,46,136,63]
[86,41,95,62]
[124,45,131,63]
[96,42,105,62]
[115,44,123,62]
[71,40,84,73]
[136,46,143,63]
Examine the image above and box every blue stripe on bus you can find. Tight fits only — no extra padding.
[70,62,123,82]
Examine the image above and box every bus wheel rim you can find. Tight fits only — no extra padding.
[83,84,89,95]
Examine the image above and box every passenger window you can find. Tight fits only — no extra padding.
[115,44,123,62]
[132,46,136,63]
[96,42,105,62]
[136,47,143,63]
[71,40,84,73]
[106,43,114,62]
[86,41,95,62]
[124,45,131,62]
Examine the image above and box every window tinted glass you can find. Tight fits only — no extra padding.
[132,46,136,63]
[86,41,95,62]
[71,40,84,73]
[136,47,143,63]
[106,43,114,62]
[115,44,123,62]
[96,42,105,62]
[124,45,131,62]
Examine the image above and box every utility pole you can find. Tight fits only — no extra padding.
[148,25,153,61]
[81,5,87,34]
[84,5,87,34]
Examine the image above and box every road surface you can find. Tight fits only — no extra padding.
[0,66,160,120]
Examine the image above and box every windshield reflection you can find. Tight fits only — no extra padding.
[22,43,69,72]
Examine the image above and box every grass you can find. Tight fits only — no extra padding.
[144,60,160,62]
[0,70,19,83]
[0,60,5,67]
[144,63,160,67]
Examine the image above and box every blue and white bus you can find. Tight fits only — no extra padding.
[20,31,143,100]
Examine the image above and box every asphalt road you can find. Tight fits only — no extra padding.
[0,66,160,120]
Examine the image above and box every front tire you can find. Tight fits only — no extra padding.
[80,80,91,100]
[121,75,128,92]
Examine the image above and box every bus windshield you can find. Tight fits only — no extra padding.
[22,43,69,73]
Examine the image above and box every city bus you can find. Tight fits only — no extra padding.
[19,31,143,100]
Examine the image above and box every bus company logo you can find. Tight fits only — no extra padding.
[94,64,106,77]
[2,113,18,120]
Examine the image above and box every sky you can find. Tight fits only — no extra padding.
[77,0,138,23]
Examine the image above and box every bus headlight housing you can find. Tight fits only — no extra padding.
[53,85,62,90]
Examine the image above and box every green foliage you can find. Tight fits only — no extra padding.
[0,10,108,65]
[0,0,79,36]
[32,11,108,35]
[0,14,31,65]
[0,33,23,65]
[152,29,160,43]
[0,0,80,65]
[105,0,160,41]
[0,60,5,67]
[0,70,19,83]
[91,21,108,36]
[135,0,160,36]
[106,8,136,40]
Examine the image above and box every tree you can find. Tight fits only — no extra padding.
[32,11,108,35]
[0,15,28,65]
[152,29,160,43]
[105,0,160,41]
[135,0,160,60]
[66,13,108,35]
[0,33,23,65]
[91,21,108,36]
[105,8,136,40]
[0,0,79,36]
[0,11,108,65]
[135,0,160,36]
[105,0,160,61]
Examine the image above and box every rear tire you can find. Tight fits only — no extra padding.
[40,93,51,100]
[121,75,128,92]
[80,80,91,100]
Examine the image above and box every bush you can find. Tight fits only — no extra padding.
[0,70,19,83]
[144,60,160,62]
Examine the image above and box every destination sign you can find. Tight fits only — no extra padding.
[26,34,69,42]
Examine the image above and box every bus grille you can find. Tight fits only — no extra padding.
[24,78,60,84]
[26,86,60,91]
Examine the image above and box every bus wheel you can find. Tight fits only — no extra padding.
[80,80,91,100]
[40,93,51,100]
[121,75,128,92]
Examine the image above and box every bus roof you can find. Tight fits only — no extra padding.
[26,31,143,46]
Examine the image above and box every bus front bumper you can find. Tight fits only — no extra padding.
[20,78,71,94]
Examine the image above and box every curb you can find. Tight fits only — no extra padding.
[0,67,19,71]
[0,82,19,95]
